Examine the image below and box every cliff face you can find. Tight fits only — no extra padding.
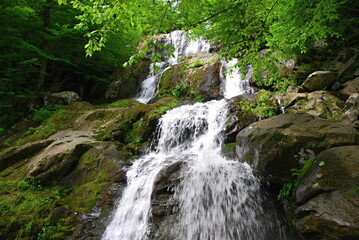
[0,41,358,239]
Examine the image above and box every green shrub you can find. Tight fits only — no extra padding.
[31,105,63,124]
[192,59,203,67]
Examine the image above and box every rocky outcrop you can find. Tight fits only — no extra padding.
[106,61,151,100]
[275,91,344,121]
[26,130,95,184]
[301,71,337,91]
[158,53,221,99]
[225,95,259,142]
[340,93,359,127]
[45,91,81,105]
[150,161,185,239]
[0,139,54,171]
[292,146,359,239]
[339,77,359,98]
[236,113,359,184]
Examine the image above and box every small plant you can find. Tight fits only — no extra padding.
[277,157,315,200]
[238,90,277,119]
[31,105,63,124]
[192,59,203,67]
[170,83,189,98]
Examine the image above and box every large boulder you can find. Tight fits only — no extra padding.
[0,139,54,171]
[236,113,359,184]
[293,146,359,239]
[26,130,95,184]
[301,71,337,91]
[158,52,221,99]
[45,91,81,105]
[275,91,344,121]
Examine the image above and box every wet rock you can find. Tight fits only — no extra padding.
[150,161,185,240]
[158,52,221,99]
[225,95,259,142]
[45,91,81,105]
[236,113,359,184]
[340,93,359,127]
[26,130,95,184]
[275,91,344,121]
[301,71,337,91]
[105,61,151,101]
[0,139,54,171]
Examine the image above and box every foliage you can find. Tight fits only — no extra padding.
[192,59,203,68]
[238,90,277,119]
[277,157,315,200]
[31,105,63,124]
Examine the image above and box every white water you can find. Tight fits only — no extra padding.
[134,30,210,103]
[103,32,289,240]
[221,58,254,99]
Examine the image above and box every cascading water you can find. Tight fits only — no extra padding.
[220,58,254,99]
[134,30,210,103]
[103,32,290,240]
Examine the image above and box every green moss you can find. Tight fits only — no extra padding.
[107,99,141,108]
[0,178,75,239]
[237,90,278,119]
[192,59,203,68]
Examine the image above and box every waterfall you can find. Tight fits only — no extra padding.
[134,30,210,103]
[220,58,254,99]
[103,32,290,240]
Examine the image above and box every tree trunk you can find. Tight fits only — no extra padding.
[37,0,52,90]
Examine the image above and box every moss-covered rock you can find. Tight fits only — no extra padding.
[291,146,359,239]
[157,53,221,100]
[98,97,178,146]
[236,113,359,184]
[275,91,344,121]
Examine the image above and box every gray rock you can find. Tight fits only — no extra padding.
[150,161,185,240]
[301,71,337,91]
[296,146,359,204]
[275,91,344,121]
[26,130,95,184]
[339,77,359,98]
[340,93,359,127]
[294,190,359,239]
[0,139,54,171]
[45,91,81,105]
[236,113,359,184]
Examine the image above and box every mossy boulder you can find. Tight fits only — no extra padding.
[292,146,359,239]
[26,130,95,185]
[301,71,337,91]
[236,113,359,184]
[98,97,178,145]
[275,91,344,121]
[157,52,221,100]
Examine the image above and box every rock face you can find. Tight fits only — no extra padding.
[339,77,359,98]
[0,139,54,171]
[45,91,81,105]
[236,113,359,184]
[301,71,337,91]
[340,93,359,127]
[225,95,259,142]
[26,130,95,184]
[150,161,185,240]
[293,146,359,239]
[106,61,151,100]
[158,52,221,99]
[275,91,344,121]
